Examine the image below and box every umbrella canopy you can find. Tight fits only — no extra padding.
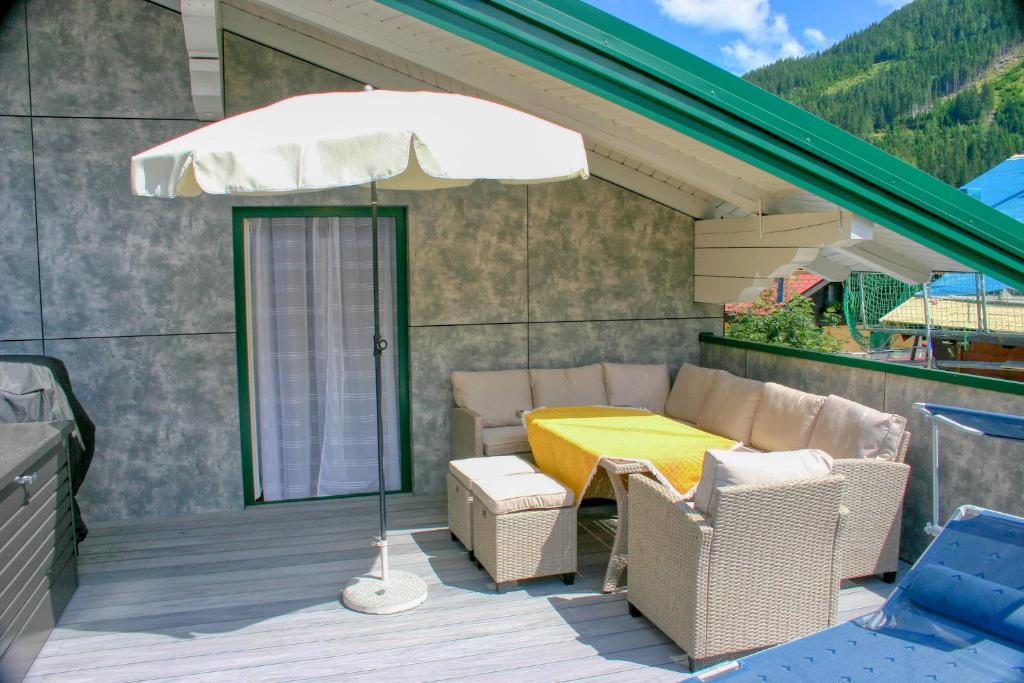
[131,89,589,197]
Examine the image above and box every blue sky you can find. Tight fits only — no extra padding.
[582,0,912,74]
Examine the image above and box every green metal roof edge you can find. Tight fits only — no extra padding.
[699,333,1024,396]
[378,0,1024,291]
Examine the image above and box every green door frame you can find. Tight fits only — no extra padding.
[232,205,413,506]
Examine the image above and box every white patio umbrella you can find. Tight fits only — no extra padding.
[131,88,589,614]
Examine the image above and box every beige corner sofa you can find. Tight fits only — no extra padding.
[449,361,910,582]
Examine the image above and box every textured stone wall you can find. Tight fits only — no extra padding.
[700,340,1024,561]
[0,0,721,520]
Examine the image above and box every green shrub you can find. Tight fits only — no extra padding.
[726,292,842,353]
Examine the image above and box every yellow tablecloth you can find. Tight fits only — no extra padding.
[525,406,736,502]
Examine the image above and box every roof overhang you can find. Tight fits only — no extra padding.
[166,0,1024,298]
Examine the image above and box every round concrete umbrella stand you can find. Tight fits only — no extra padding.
[342,570,428,615]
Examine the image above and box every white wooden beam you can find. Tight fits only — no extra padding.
[182,0,224,120]
[802,256,852,282]
[695,211,859,249]
[832,243,933,284]
[250,0,766,212]
[221,4,429,91]
[695,276,777,304]
[696,246,819,279]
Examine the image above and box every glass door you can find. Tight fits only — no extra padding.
[233,208,410,504]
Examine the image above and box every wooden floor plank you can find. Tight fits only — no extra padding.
[25,495,897,682]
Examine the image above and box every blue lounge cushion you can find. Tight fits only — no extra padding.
[907,563,1024,646]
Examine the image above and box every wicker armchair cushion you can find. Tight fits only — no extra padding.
[602,362,670,414]
[808,394,908,460]
[472,472,574,514]
[697,373,765,444]
[482,425,531,456]
[750,383,827,452]
[451,369,533,428]
[448,454,536,488]
[529,364,607,407]
[665,363,723,423]
[692,448,834,515]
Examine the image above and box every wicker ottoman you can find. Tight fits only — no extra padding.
[447,455,536,558]
[471,472,577,593]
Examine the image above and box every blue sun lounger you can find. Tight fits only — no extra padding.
[696,505,1024,682]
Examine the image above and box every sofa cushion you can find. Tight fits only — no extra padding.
[602,363,670,414]
[449,453,536,488]
[472,472,574,514]
[482,425,532,456]
[697,373,765,444]
[750,383,827,452]
[692,448,834,516]
[665,364,723,423]
[529,364,607,408]
[808,395,908,460]
[451,369,533,428]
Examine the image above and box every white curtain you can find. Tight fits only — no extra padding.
[248,215,400,501]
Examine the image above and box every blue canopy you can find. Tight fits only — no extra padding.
[926,271,1014,296]
[961,154,1024,223]
[920,403,1024,442]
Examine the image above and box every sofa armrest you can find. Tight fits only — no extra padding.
[450,406,483,459]
[627,474,713,656]
[831,459,910,579]
[894,430,912,464]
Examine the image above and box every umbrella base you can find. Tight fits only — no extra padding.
[342,570,428,614]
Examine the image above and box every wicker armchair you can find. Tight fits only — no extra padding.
[834,438,910,582]
[627,473,846,672]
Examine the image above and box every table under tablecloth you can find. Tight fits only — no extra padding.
[525,406,736,503]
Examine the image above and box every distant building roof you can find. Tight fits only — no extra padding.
[961,155,1024,223]
[725,271,826,315]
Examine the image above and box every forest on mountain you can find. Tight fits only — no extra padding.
[745,0,1024,186]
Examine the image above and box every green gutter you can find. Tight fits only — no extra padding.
[380,0,1024,290]
[700,333,1024,397]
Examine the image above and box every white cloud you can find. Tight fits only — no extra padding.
[655,0,818,72]
[803,27,827,47]
[655,0,772,37]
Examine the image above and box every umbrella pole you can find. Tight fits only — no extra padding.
[370,180,390,582]
[341,179,427,614]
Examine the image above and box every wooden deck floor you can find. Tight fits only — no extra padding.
[25,495,898,682]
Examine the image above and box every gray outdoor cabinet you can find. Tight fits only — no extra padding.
[0,422,77,683]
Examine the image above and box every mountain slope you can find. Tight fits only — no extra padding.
[745,0,1024,186]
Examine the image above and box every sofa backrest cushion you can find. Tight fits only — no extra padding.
[807,394,908,460]
[451,369,533,428]
[530,364,608,408]
[664,364,723,423]
[697,373,765,444]
[693,448,834,516]
[750,383,827,452]
[602,363,670,414]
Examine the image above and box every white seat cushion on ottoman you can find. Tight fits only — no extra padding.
[473,473,574,515]
[449,455,536,488]
[482,425,531,456]
[448,455,537,553]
